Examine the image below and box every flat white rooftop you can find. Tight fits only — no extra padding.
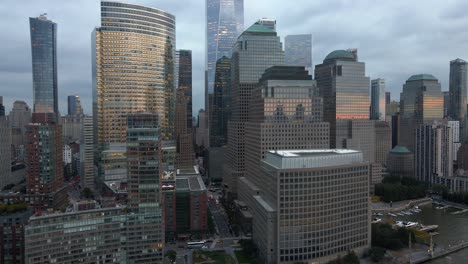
[264,149,364,169]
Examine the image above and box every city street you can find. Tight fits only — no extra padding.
[208,192,232,238]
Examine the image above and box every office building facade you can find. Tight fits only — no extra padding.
[0,208,32,264]
[374,121,392,165]
[210,56,231,147]
[315,50,370,148]
[126,113,164,262]
[224,22,285,199]
[415,123,453,184]
[29,14,58,115]
[93,1,176,149]
[449,59,468,120]
[400,74,444,152]
[250,150,370,263]
[387,146,414,178]
[285,34,312,72]
[371,78,386,120]
[80,116,94,189]
[67,95,83,116]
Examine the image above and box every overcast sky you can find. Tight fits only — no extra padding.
[1,0,468,115]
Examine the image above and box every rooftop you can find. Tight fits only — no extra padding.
[264,149,364,169]
[407,74,438,82]
[324,50,355,61]
[176,175,206,192]
[243,22,276,36]
[390,146,412,154]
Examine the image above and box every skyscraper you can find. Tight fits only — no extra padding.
[126,113,164,261]
[443,91,450,118]
[400,74,443,152]
[315,49,370,148]
[0,116,12,189]
[239,65,329,217]
[449,59,468,120]
[25,113,66,209]
[67,95,83,116]
[0,96,4,117]
[9,101,31,160]
[210,56,231,147]
[415,122,453,185]
[371,78,386,120]
[285,34,312,72]
[206,0,244,125]
[93,1,176,150]
[385,91,391,105]
[224,22,284,199]
[177,50,193,128]
[80,116,94,189]
[29,14,58,115]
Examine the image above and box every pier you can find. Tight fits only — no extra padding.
[410,242,468,263]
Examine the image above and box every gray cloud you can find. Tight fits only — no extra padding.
[1,0,467,116]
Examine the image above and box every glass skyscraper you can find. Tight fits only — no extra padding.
[449,58,468,121]
[67,95,83,116]
[224,22,284,199]
[93,1,176,150]
[206,0,244,116]
[315,49,370,148]
[285,34,312,72]
[400,74,443,152]
[210,56,231,147]
[371,78,386,120]
[29,14,58,115]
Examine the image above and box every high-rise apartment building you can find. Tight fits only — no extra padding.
[25,113,66,209]
[210,56,231,147]
[93,1,176,150]
[415,122,453,184]
[224,22,284,199]
[249,150,370,263]
[29,14,58,115]
[80,116,94,189]
[67,95,83,116]
[447,120,461,163]
[0,117,12,189]
[449,59,468,120]
[400,74,443,152]
[126,113,164,261]
[315,50,370,148]
[371,78,386,120]
[285,34,312,72]
[206,0,244,119]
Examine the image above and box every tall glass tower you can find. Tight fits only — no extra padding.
[29,14,58,115]
[285,34,312,73]
[449,58,468,121]
[206,0,244,120]
[315,50,370,148]
[400,74,443,152]
[93,1,176,150]
[371,78,386,120]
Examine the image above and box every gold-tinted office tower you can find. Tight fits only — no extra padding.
[93,1,176,151]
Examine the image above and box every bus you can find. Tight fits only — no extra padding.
[187,240,206,249]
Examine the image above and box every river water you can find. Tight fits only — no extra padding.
[385,203,468,263]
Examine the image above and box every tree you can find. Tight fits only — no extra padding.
[81,188,94,199]
[369,247,386,262]
[166,250,176,262]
